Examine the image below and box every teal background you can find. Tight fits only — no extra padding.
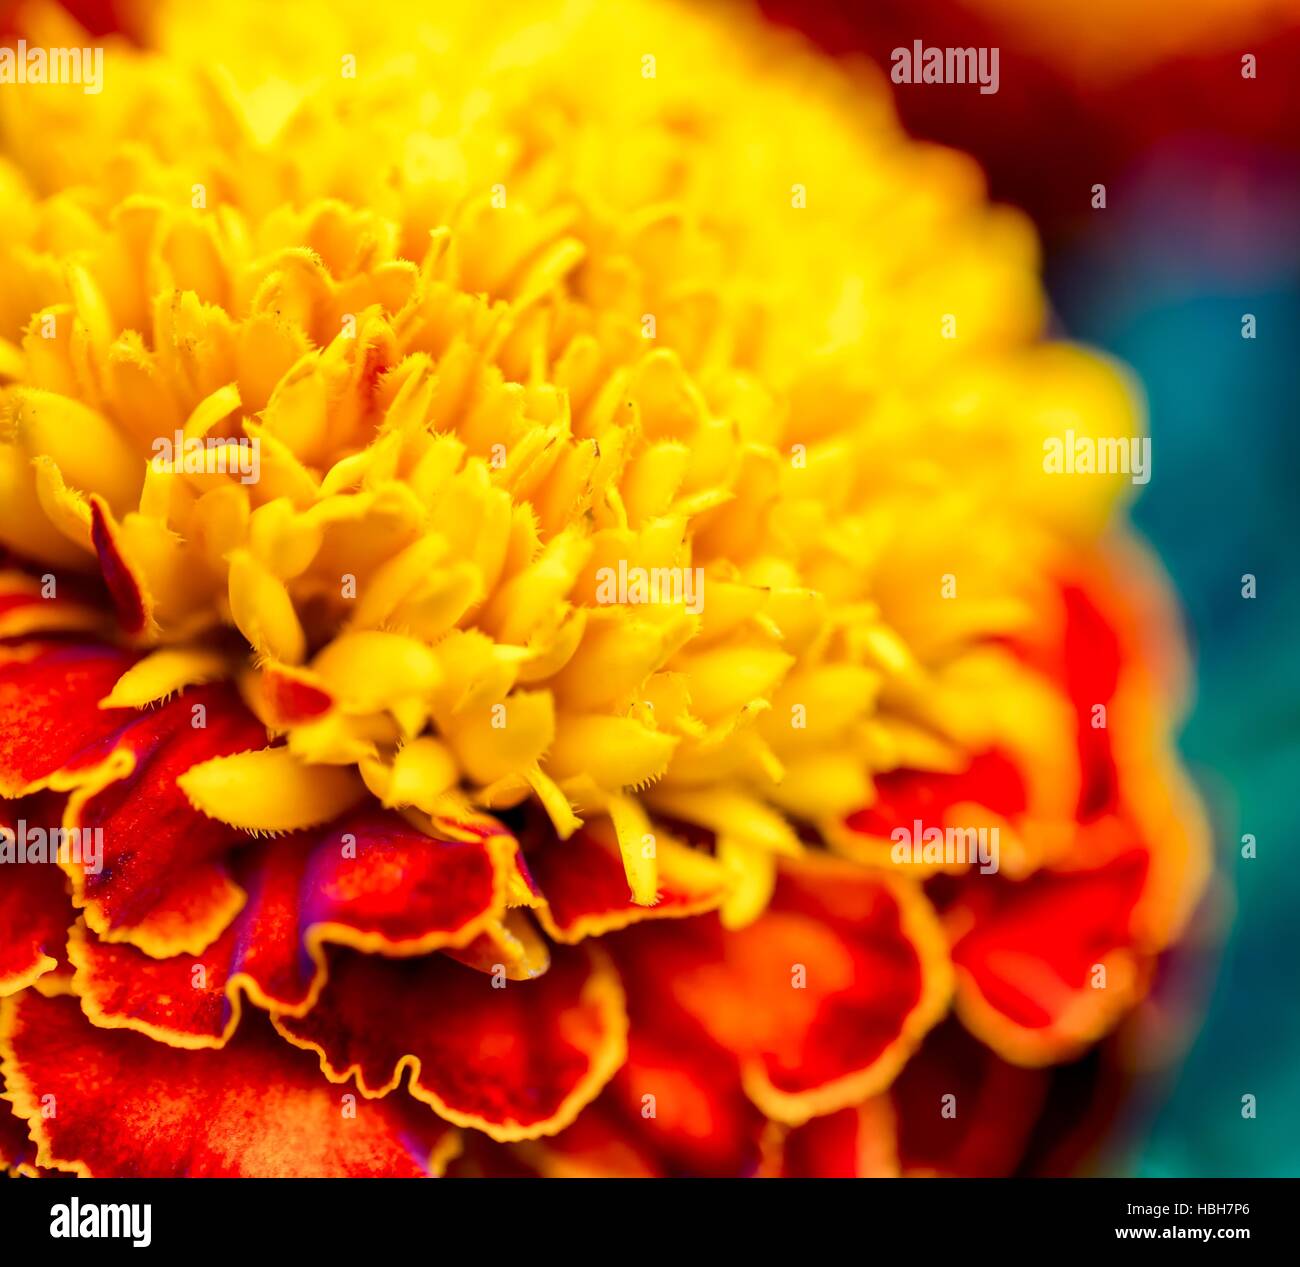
[1048,140,1300,1177]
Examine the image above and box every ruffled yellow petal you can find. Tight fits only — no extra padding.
[100,648,231,709]
[178,746,364,832]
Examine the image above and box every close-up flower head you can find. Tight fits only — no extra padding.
[0,0,1293,1234]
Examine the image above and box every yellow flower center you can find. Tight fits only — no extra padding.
[0,0,1139,922]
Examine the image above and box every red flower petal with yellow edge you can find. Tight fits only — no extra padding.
[606,1019,769,1177]
[946,849,1153,1063]
[766,1098,900,1178]
[0,797,75,996]
[0,991,458,1177]
[522,817,732,942]
[611,855,952,1126]
[0,643,138,798]
[936,550,1209,1065]
[66,809,515,1046]
[273,942,626,1142]
[507,1102,665,1178]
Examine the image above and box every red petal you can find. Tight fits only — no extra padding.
[837,748,1031,872]
[259,661,334,724]
[0,797,75,996]
[0,644,266,952]
[606,1022,767,1176]
[276,943,627,1142]
[0,990,457,1176]
[0,643,137,797]
[499,1100,664,1177]
[948,848,1151,1063]
[937,552,1209,1065]
[0,866,71,997]
[69,810,515,1045]
[63,681,267,948]
[1044,556,1210,943]
[1061,581,1124,819]
[90,498,151,636]
[845,749,1028,839]
[773,1098,898,1177]
[612,855,952,1125]
[0,1073,38,1174]
[893,1019,1048,1176]
[525,819,729,942]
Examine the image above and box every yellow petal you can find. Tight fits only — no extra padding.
[183,382,242,441]
[447,689,556,785]
[178,746,363,833]
[100,647,230,709]
[31,454,93,552]
[546,712,677,791]
[361,736,459,812]
[678,644,795,723]
[766,750,873,820]
[0,445,93,567]
[606,792,659,907]
[480,525,592,645]
[646,786,803,856]
[524,767,584,840]
[227,549,307,665]
[288,711,399,765]
[346,533,448,630]
[311,631,442,713]
[717,835,776,930]
[3,387,140,511]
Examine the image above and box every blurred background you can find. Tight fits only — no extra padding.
[4,0,1297,1176]
[761,0,1300,1177]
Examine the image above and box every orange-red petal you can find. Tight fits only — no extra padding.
[0,867,70,998]
[69,809,515,1045]
[0,990,456,1177]
[770,1098,899,1177]
[0,643,137,797]
[89,497,151,636]
[0,644,267,952]
[61,683,267,946]
[258,661,335,725]
[892,1018,1049,1176]
[946,847,1152,1064]
[938,550,1210,1065]
[275,943,628,1142]
[605,1021,768,1176]
[509,1099,664,1177]
[611,854,952,1125]
[842,749,1028,847]
[523,819,730,943]
[0,797,74,996]
[1042,553,1211,943]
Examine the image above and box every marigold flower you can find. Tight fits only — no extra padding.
[0,0,1208,1177]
